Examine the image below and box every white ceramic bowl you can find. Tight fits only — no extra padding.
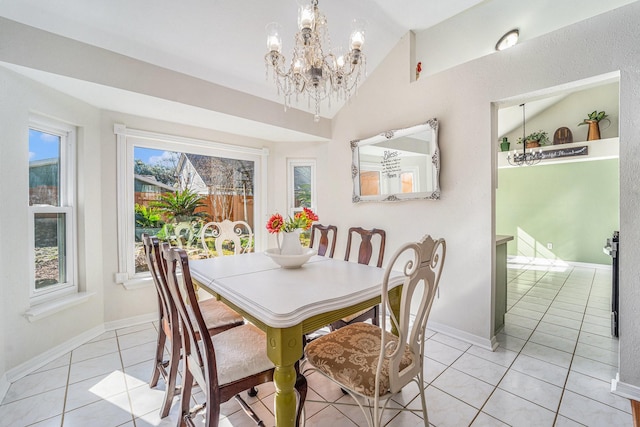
[264,248,317,269]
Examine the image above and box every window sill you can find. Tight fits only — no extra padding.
[24,292,95,323]
[120,276,154,290]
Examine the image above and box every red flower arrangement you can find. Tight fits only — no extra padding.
[266,207,318,234]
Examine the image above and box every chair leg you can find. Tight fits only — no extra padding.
[418,379,429,426]
[235,394,265,425]
[372,305,380,327]
[159,333,181,418]
[180,366,194,427]
[295,364,308,427]
[206,371,220,427]
[247,386,258,397]
[149,319,167,388]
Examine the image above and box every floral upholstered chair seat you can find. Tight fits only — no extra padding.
[305,322,414,397]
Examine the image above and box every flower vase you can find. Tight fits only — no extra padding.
[586,120,601,141]
[278,230,303,255]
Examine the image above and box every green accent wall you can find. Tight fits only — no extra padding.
[496,159,619,265]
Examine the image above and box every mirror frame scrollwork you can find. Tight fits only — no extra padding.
[351,118,440,202]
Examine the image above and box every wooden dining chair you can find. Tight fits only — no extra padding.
[142,234,244,418]
[201,219,253,257]
[162,245,307,427]
[305,235,446,427]
[309,223,338,258]
[330,227,386,330]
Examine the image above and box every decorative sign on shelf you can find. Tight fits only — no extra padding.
[539,145,588,160]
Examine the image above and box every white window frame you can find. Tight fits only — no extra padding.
[114,124,268,289]
[27,115,77,304]
[287,158,317,218]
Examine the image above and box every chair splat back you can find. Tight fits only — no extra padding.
[344,227,386,267]
[161,245,307,427]
[201,219,253,257]
[142,234,174,332]
[330,226,386,329]
[141,234,183,417]
[382,235,446,394]
[309,224,338,258]
[162,245,220,397]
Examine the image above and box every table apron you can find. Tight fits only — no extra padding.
[194,278,403,335]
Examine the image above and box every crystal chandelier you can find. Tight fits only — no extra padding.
[507,103,543,166]
[265,0,366,122]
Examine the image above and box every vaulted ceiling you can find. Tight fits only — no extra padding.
[0,0,635,141]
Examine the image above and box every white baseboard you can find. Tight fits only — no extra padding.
[427,320,495,351]
[0,312,157,403]
[6,324,105,383]
[0,373,9,402]
[612,373,640,401]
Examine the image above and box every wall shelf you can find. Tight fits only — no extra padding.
[497,137,619,169]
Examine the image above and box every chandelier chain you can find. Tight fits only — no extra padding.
[507,103,543,166]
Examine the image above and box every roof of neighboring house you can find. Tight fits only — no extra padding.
[179,153,254,192]
[134,174,176,192]
[29,158,59,187]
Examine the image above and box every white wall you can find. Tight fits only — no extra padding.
[264,140,330,249]
[327,2,640,389]
[0,67,105,371]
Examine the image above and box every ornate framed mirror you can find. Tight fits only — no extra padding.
[351,118,440,202]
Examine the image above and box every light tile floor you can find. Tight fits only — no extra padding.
[0,261,633,426]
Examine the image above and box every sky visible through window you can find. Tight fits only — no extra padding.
[29,129,59,161]
[134,147,173,164]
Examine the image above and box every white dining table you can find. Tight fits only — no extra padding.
[189,252,403,427]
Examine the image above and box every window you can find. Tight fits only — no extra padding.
[288,159,316,242]
[28,116,77,303]
[115,125,267,287]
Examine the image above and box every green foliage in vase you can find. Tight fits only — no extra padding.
[578,110,608,126]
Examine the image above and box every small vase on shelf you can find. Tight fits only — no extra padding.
[500,137,511,152]
[586,120,601,141]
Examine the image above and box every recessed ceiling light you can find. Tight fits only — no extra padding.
[495,29,519,51]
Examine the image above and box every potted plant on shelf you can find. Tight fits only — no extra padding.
[578,110,608,141]
[517,130,549,149]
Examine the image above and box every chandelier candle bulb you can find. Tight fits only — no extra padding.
[298,5,314,29]
[267,36,281,52]
[350,31,365,50]
[265,23,282,52]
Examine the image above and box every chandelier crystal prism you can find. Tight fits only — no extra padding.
[507,103,543,166]
[265,0,366,122]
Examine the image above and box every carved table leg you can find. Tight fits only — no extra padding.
[267,324,303,427]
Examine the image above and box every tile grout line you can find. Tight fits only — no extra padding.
[116,325,140,427]
[468,265,568,424]
[549,266,595,426]
[57,351,73,427]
